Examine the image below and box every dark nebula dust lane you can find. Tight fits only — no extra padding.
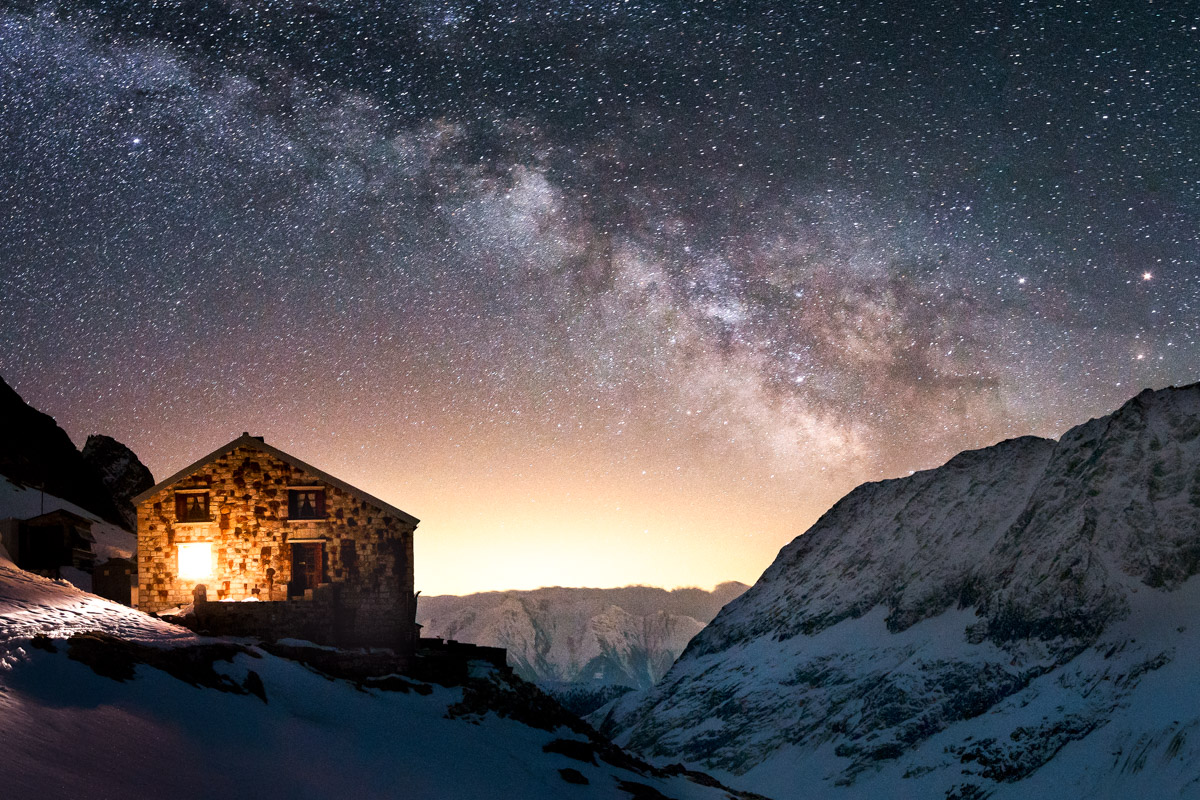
[1,0,1197,592]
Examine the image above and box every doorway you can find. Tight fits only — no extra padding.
[289,542,324,597]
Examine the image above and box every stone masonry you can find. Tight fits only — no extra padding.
[135,435,419,650]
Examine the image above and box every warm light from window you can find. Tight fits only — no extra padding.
[177,542,213,580]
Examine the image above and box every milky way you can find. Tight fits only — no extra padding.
[1,0,1197,592]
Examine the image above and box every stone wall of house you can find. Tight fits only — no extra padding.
[190,590,336,645]
[136,444,417,649]
[186,583,419,649]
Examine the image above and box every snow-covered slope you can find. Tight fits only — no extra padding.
[598,383,1200,799]
[0,549,761,800]
[419,583,747,689]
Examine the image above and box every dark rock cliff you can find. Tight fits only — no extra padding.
[0,376,125,526]
[81,434,154,530]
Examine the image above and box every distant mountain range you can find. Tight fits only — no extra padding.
[598,383,1200,799]
[418,583,748,696]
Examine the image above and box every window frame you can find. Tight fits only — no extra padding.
[175,491,211,523]
[288,487,327,520]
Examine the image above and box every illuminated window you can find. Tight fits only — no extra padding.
[177,542,213,580]
[289,489,326,520]
[176,492,210,522]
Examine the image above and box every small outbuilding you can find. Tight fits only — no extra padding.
[92,556,135,606]
[0,509,96,577]
[132,433,420,651]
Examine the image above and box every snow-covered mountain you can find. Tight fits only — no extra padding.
[0,531,759,799]
[598,383,1200,799]
[418,583,747,690]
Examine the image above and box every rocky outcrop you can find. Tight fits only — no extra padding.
[81,435,154,530]
[599,383,1200,799]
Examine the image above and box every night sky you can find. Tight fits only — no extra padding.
[1,0,1197,594]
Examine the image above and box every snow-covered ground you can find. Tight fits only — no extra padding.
[0,491,752,800]
[0,550,185,650]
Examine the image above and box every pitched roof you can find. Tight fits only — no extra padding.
[25,508,95,527]
[130,434,419,525]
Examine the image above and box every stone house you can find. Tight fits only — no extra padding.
[92,556,135,606]
[132,433,420,650]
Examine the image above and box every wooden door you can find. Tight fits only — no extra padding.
[290,543,323,596]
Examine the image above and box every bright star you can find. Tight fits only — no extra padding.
[1142,272,1153,281]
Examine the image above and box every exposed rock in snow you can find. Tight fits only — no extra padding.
[598,383,1200,799]
[418,583,748,691]
[81,434,154,530]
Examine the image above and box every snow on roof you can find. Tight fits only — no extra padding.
[0,477,136,561]
[23,508,96,527]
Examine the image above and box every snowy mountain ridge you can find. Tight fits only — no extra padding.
[598,382,1200,799]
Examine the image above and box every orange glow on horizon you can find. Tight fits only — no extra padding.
[73,375,1074,597]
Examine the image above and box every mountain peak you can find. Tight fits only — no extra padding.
[81,434,154,530]
[600,382,1200,797]
[0,375,125,526]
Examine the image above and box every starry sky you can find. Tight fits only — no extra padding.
[1,0,1197,594]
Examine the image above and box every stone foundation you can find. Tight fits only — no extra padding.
[185,586,419,650]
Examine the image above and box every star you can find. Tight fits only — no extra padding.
[0,0,1197,594]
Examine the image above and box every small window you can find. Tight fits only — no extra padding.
[289,489,326,520]
[175,492,210,523]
